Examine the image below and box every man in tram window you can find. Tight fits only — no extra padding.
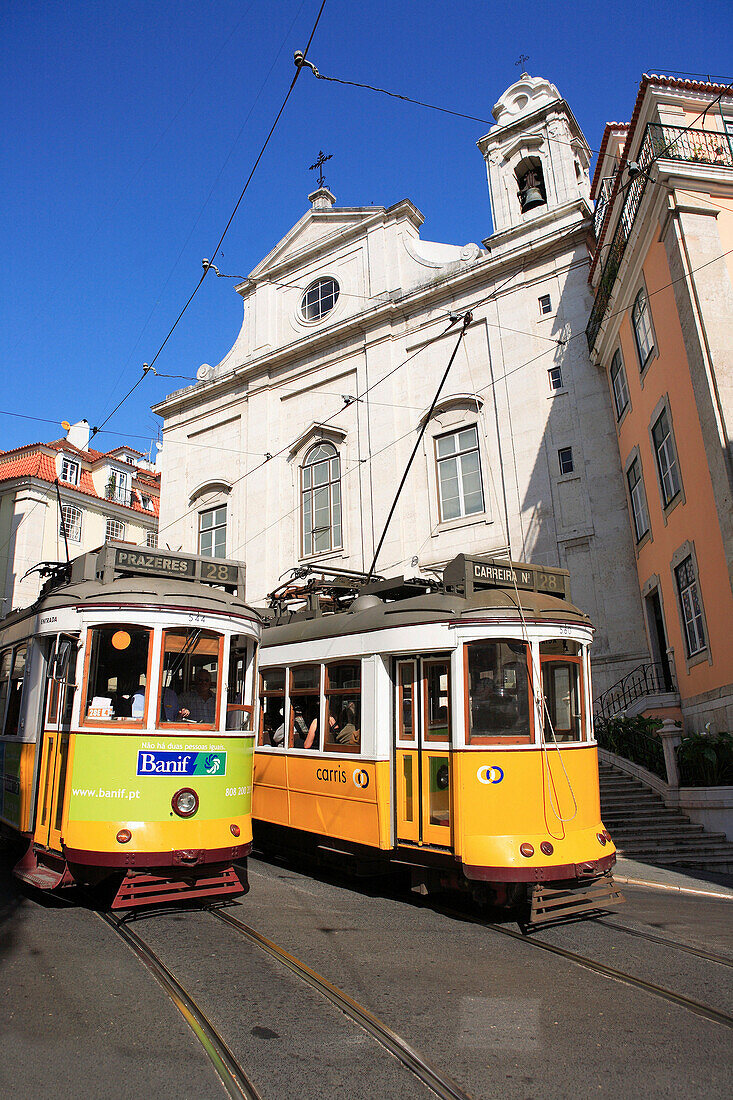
[335,701,360,746]
[298,706,319,750]
[179,668,216,722]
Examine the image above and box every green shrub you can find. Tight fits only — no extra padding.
[676,731,733,787]
[594,715,665,777]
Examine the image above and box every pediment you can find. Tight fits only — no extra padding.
[247,207,384,283]
[287,422,347,461]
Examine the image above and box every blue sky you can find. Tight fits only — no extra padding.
[3,0,731,456]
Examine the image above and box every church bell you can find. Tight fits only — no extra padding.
[520,185,545,211]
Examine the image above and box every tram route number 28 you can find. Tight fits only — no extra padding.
[202,562,238,583]
[225,786,252,797]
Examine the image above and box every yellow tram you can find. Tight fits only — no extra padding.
[0,545,261,908]
[253,555,619,917]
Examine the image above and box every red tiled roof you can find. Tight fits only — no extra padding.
[0,439,159,517]
[590,122,629,196]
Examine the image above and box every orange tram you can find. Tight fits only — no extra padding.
[253,555,620,921]
[0,545,261,909]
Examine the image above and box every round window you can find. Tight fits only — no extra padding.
[301,277,339,321]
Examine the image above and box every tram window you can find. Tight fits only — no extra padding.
[83,627,151,724]
[540,644,583,742]
[424,660,451,742]
[398,663,415,742]
[259,667,286,747]
[0,649,11,730]
[226,642,254,731]
[539,639,581,658]
[466,641,531,743]
[4,644,27,737]
[324,662,361,753]
[290,665,321,749]
[159,629,221,726]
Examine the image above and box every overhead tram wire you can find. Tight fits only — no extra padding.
[365,311,473,581]
[85,0,329,447]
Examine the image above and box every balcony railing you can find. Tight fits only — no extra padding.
[586,123,733,353]
[593,175,617,239]
[594,660,676,721]
[105,485,134,507]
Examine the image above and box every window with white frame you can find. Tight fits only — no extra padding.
[106,467,130,505]
[626,456,650,542]
[199,505,227,559]
[60,504,82,542]
[548,366,563,391]
[558,447,574,475]
[610,348,629,419]
[651,407,681,507]
[106,518,125,542]
[301,443,342,556]
[435,426,485,522]
[145,530,158,548]
[300,278,339,322]
[675,555,706,656]
[60,457,80,485]
[632,288,655,369]
[538,294,552,316]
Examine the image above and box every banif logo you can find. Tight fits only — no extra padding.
[352,768,370,789]
[477,765,504,785]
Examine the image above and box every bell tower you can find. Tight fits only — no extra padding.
[477,73,591,237]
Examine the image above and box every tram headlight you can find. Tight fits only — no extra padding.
[116,829,132,844]
[596,832,607,846]
[172,788,199,818]
[540,841,554,856]
[519,843,534,858]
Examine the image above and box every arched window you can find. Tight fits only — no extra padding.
[301,442,342,556]
[632,289,655,369]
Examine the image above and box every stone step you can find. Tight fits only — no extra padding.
[617,836,731,856]
[602,811,691,825]
[609,823,707,839]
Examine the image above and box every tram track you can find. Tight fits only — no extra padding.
[99,912,262,1100]
[436,908,733,1031]
[593,915,733,969]
[210,905,473,1100]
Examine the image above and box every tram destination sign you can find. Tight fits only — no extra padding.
[99,546,244,590]
[442,554,570,600]
[115,548,196,578]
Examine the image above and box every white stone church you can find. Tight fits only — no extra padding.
[154,73,649,698]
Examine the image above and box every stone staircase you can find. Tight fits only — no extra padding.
[599,761,733,874]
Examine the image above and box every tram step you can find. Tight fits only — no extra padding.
[112,866,246,910]
[13,846,76,891]
[527,873,625,927]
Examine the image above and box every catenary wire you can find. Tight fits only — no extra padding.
[86,0,329,446]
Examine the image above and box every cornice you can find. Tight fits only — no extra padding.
[154,212,592,419]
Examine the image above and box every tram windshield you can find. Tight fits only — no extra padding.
[466,640,531,743]
[83,626,151,723]
[540,640,583,742]
[159,628,221,726]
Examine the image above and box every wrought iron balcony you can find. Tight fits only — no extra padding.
[104,484,133,507]
[594,660,676,721]
[593,175,617,239]
[586,123,733,353]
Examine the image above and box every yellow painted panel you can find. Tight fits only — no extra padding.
[252,784,289,826]
[455,746,612,869]
[63,812,252,855]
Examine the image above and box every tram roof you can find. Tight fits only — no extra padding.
[260,586,591,647]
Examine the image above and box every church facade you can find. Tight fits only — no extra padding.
[153,74,649,699]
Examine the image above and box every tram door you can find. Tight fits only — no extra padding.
[35,637,77,852]
[394,657,452,849]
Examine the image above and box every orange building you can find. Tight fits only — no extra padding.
[588,75,733,734]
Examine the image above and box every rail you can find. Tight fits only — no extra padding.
[594,660,675,720]
[587,123,733,352]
